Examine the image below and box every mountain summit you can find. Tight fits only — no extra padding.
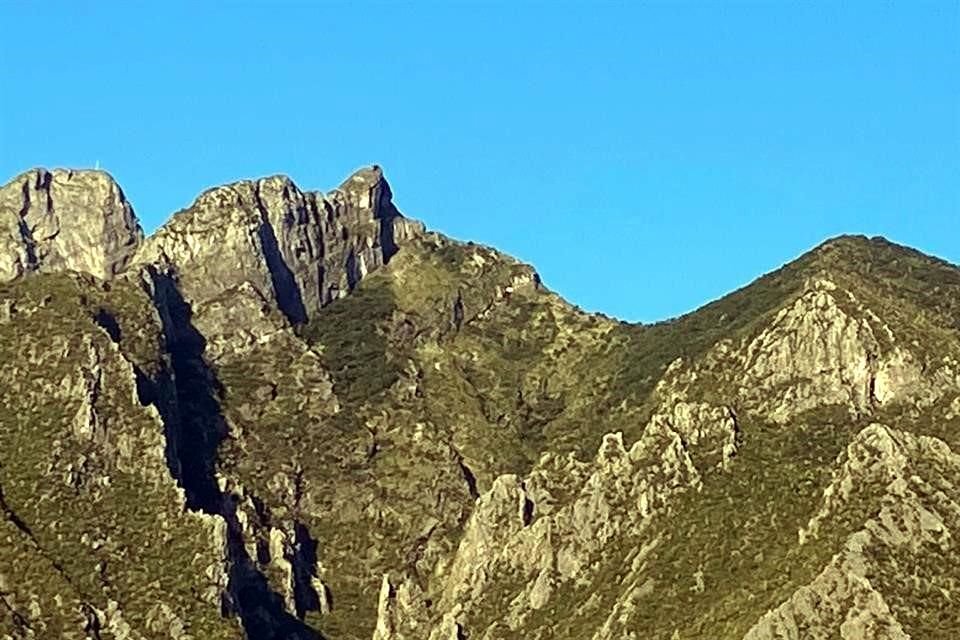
[1,167,957,640]
[0,169,143,281]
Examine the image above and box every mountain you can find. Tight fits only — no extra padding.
[1,166,957,640]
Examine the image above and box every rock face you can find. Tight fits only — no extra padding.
[0,169,143,281]
[745,424,960,640]
[133,166,423,331]
[1,167,959,640]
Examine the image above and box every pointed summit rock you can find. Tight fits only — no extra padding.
[334,164,393,212]
[0,168,143,281]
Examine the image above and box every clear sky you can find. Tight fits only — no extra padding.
[1,2,957,322]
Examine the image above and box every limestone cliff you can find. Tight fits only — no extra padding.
[1,166,958,640]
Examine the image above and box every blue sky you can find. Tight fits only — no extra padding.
[1,2,957,322]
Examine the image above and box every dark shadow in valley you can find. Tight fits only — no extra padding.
[141,266,322,640]
[147,269,225,512]
[292,521,326,619]
[92,308,122,342]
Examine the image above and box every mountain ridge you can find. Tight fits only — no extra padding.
[5,165,946,326]
[1,166,958,640]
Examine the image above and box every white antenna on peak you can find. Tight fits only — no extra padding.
[95,160,101,170]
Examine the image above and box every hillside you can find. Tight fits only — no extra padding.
[1,167,958,640]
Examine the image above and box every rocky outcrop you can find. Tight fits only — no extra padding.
[654,277,953,425]
[132,166,423,340]
[419,419,705,637]
[746,424,960,639]
[0,169,143,282]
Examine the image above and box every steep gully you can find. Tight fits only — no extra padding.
[135,265,321,639]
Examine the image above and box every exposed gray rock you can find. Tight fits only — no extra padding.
[132,166,423,337]
[0,169,143,281]
[745,424,960,640]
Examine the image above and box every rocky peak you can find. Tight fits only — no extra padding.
[0,168,143,281]
[334,165,392,213]
[182,174,300,222]
[0,165,422,317]
[131,166,423,342]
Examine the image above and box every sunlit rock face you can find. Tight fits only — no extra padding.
[0,169,143,282]
[1,165,959,640]
[132,166,423,329]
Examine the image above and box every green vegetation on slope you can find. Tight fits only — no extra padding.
[0,273,235,639]
[4,230,960,639]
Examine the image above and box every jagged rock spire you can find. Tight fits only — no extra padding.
[131,166,423,332]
